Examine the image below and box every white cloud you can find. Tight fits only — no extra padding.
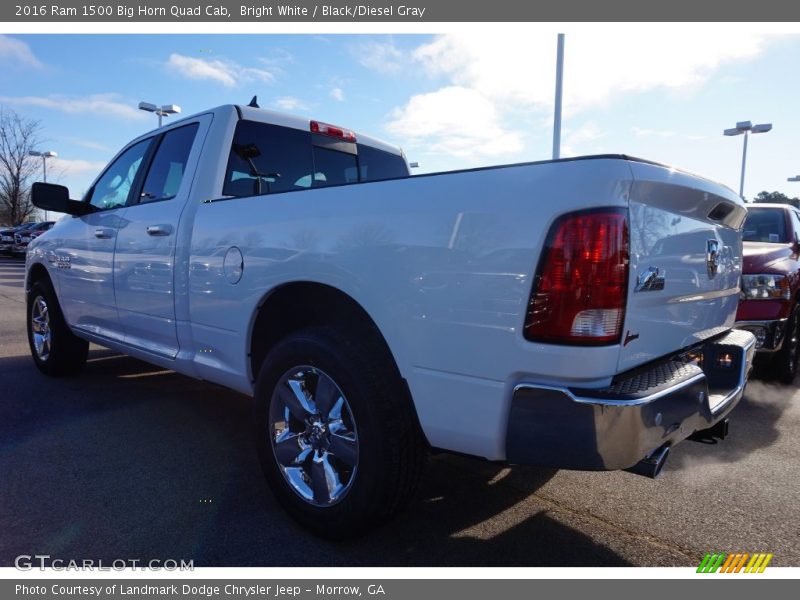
[386,86,523,161]
[560,123,606,157]
[330,87,345,102]
[356,40,404,73]
[633,127,676,138]
[50,158,107,178]
[273,96,311,112]
[386,29,770,164]
[633,127,706,142]
[0,35,42,69]
[167,53,275,87]
[0,94,146,120]
[412,31,768,115]
[66,138,115,153]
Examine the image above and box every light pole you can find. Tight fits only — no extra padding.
[724,120,772,199]
[552,33,565,160]
[29,150,57,220]
[138,101,181,127]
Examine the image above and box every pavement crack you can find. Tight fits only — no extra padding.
[525,489,699,562]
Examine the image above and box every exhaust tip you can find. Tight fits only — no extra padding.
[626,445,670,479]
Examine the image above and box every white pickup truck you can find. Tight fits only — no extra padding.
[28,103,755,538]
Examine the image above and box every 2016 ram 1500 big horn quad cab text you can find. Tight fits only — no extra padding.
[27,104,755,538]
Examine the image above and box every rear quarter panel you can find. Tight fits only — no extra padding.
[187,158,634,459]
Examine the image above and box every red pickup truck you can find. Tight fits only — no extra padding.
[735,203,800,383]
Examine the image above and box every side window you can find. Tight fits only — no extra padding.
[312,146,358,188]
[357,145,408,182]
[87,139,151,210]
[223,121,313,197]
[792,210,800,239]
[138,123,199,203]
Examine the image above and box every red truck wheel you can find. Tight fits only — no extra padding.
[771,303,800,385]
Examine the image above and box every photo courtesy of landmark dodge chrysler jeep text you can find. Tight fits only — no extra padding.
[26,102,755,537]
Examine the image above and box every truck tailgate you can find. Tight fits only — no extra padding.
[619,161,747,372]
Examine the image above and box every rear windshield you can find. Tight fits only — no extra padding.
[222,120,408,198]
[742,208,788,243]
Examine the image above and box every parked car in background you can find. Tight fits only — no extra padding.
[735,203,800,383]
[12,221,54,257]
[1,223,37,255]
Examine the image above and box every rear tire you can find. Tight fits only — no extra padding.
[769,303,800,385]
[27,278,88,376]
[255,326,426,539]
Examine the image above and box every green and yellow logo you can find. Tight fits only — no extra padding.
[697,552,773,573]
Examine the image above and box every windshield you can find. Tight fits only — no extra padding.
[742,208,788,243]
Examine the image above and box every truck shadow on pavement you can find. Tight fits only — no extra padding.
[0,348,634,567]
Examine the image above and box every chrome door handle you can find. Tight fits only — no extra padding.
[146,225,173,236]
[94,228,113,239]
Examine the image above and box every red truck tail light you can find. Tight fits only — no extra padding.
[310,120,356,142]
[524,208,629,345]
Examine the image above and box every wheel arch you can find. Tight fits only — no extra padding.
[248,282,409,392]
[26,261,52,293]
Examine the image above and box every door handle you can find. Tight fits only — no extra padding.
[146,225,173,236]
[94,228,113,239]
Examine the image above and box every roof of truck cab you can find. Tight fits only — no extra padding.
[135,104,404,157]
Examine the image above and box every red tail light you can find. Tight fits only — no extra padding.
[524,208,629,345]
[310,120,356,142]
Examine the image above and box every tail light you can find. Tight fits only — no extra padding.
[524,208,629,345]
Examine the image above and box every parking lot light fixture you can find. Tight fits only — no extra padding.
[724,120,773,200]
[29,150,57,220]
[138,101,181,127]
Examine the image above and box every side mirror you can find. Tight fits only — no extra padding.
[31,182,95,216]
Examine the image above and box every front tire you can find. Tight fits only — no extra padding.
[27,278,88,376]
[255,326,425,539]
[770,303,800,385]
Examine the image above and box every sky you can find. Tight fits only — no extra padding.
[1,30,800,201]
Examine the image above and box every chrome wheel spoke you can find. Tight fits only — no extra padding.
[279,379,315,420]
[273,431,307,466]
[328,430,358,467]
[314,374,339,419]
[311,452,339,505]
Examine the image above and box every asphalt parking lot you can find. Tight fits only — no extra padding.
[0,255,798,567]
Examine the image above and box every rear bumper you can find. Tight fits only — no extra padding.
[506,329,755,471]
[734,319,787,352]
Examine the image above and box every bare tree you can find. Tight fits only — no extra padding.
[0,108,42,225]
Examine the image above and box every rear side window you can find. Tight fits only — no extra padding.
[312,146,358,187]
[223,121,313,197]
[222,120,408,198]
[357,144,409,181]
[742,208,788,243]
[139,123,198,203]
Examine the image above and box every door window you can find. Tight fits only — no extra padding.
[138,124,199,203]
[87,139,151,210]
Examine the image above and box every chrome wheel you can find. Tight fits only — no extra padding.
[30,295,51,361]
[269,366,359,507]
